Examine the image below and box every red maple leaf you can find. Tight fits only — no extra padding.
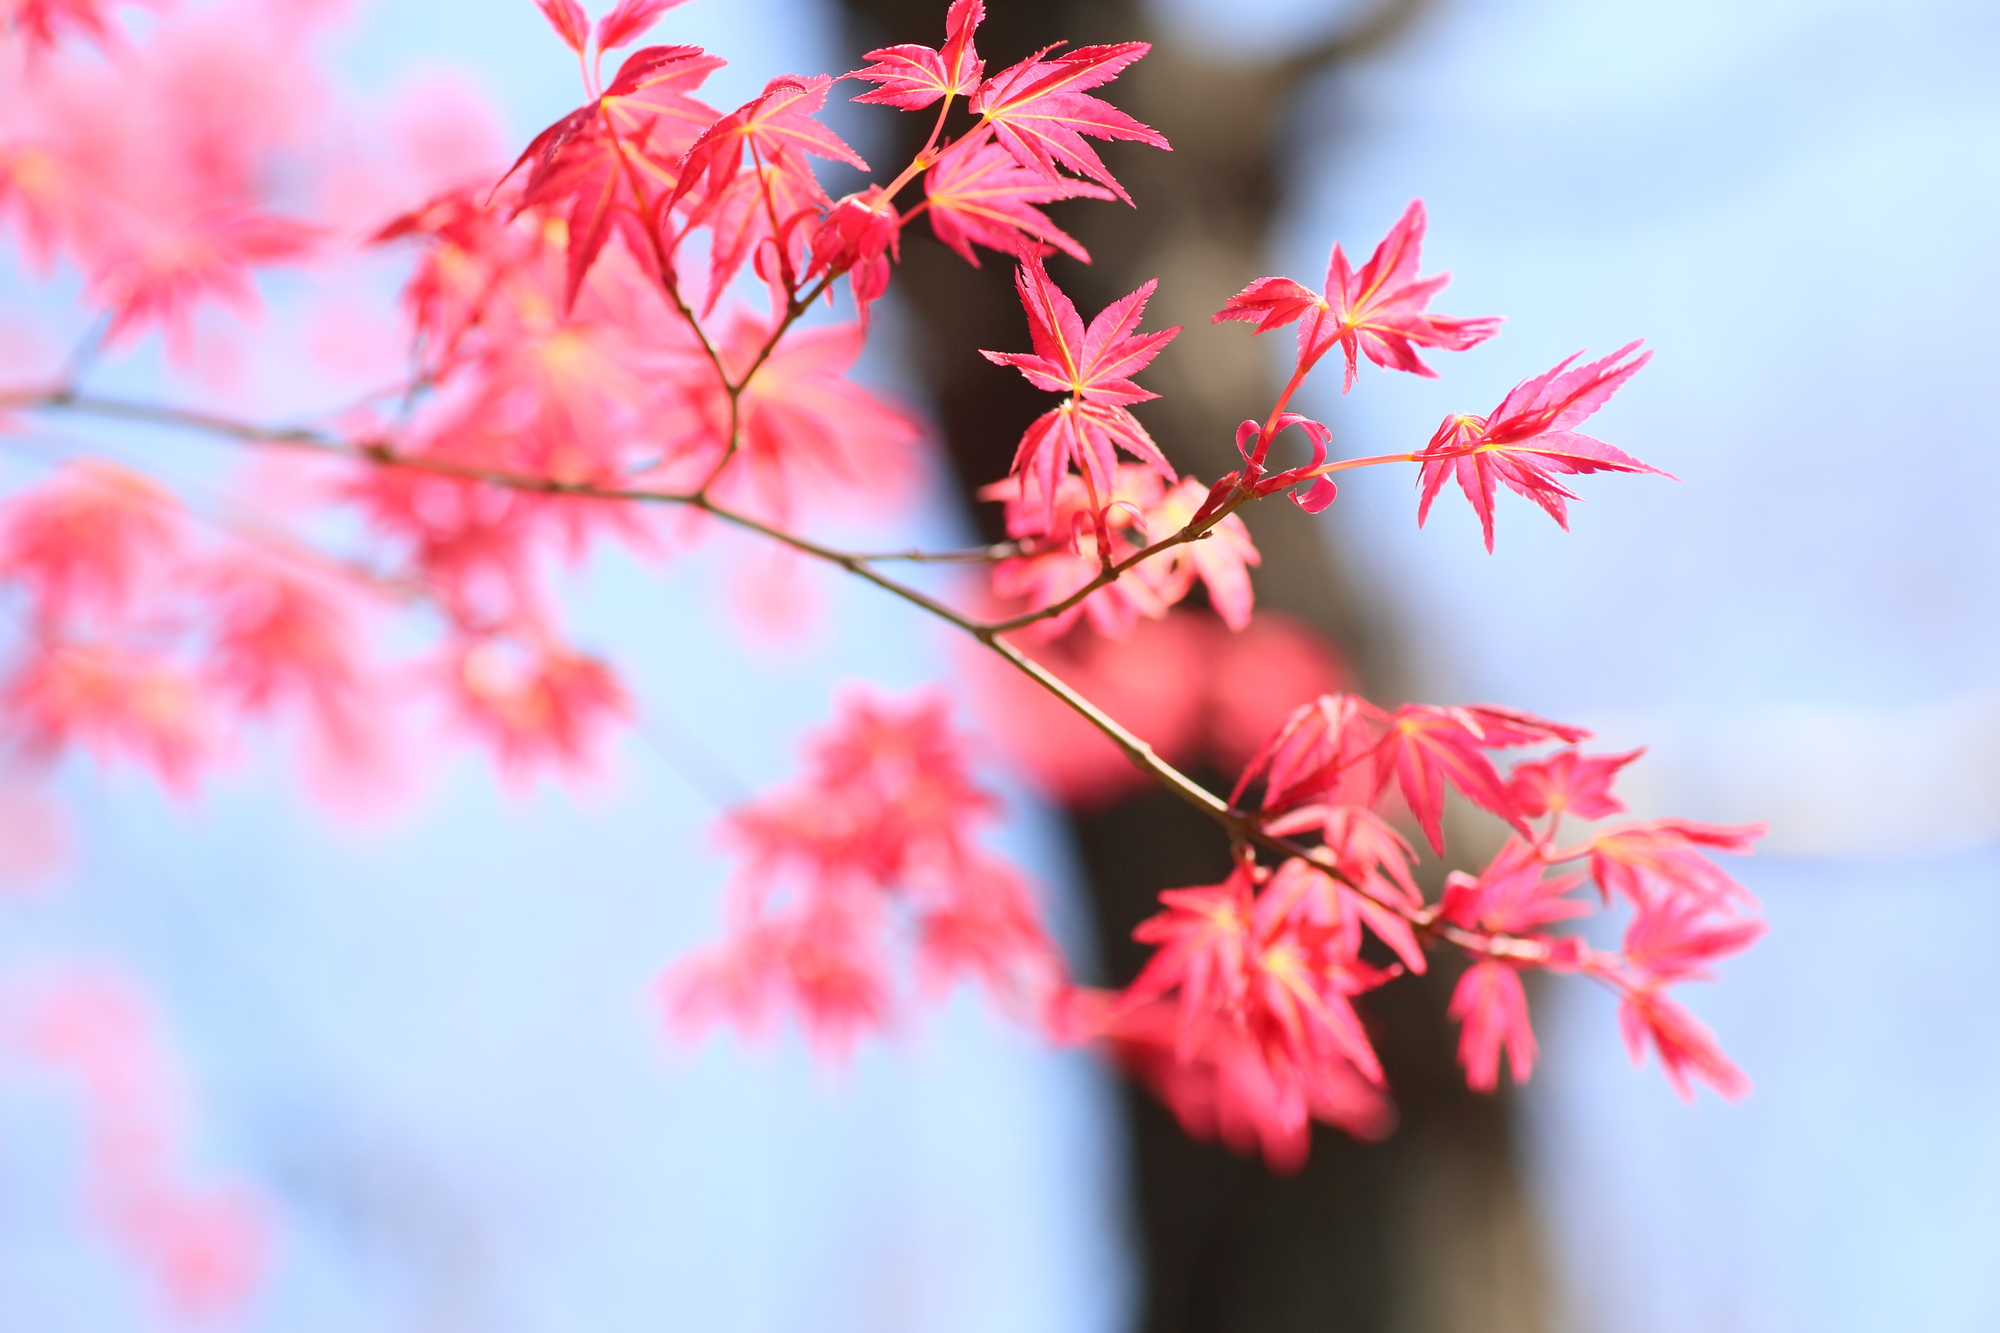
[922,129,1111,266]
[1372,704,1562,855]
[982,254,1179,517]
[1213,199,1500,392]
[533,0,591,53]
[847,0,985,110]
[448,636,631,781]
[696,314,922,522]
[1620,894,1766,986]
[5,642,211,793]
[1587,818,1766,910]
[1061,987,1391,1173]
[1123,868,1256,1056]
[969,41,1167,204]
[668,74,868,216]
[1618,988,1751,1102]
[1449,960,1537,1092]
[0,462,181,621]
[1507,746,1643,822]
[1142,476,1260,631]
[595,0,691,52]
[1231,692,1382,814]
[693,150,830,313]
[1438,837,1590,935]
[87,206,318,350]
[495,45,722,303]
[1417,341,1664,551]
[499,44,725,307]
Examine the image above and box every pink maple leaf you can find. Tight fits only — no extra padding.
[1142,476,1261,631]
[1213,199,1500,392]
[1230,691,1382,814]
[969,41,1167,203]
[1449,960,1536,1092]
[500,44,726,308]
[532,0,590,53]
[1621,894,1766,986]
[669,74,867,214]
[1507,746,1643,822]
[448,637,631,782]
[1618,988,1751,1102]
[922,128,1111,266]
[1438,837,1590,936]
[983,254,1179,519]
[1060,988,1391,1173]
[1587,818,1766,910]
[848,0,985,110]
[1417,341,1665,552]
[698,314,922,522]
[87,205,319,350]
[1122,867,1256,1057]
[595,0,692,52]
[1372,705,1526,855]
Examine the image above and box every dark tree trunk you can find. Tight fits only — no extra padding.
[828,2,1553,1328]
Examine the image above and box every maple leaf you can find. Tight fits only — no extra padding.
[694,151,829,313]
[697,314,922,521]
[1213,199,1500,391]
[0,462,181,621]
[1449,961,1536,1092]
[87,206,319,350]
[1267,804,1420,907]
[913,855,1059,1005]
[980,466,1176,639]
[1438,837,1590,935]
[1620,894,1766,986]
[922,128,1111,267]
[1062,988,1392,1172]
[1231,691,1383,813]
[668,74,868,217]
[1253,852,1426,976]
[1618,988,1751,1102]
[1123,867,1257,1056]
[1417,341,1664,551]
[1372,704,1527,855]
[969,42,1167,203]
[1143,475,1261,631]
[5,642,211,793]
[982,254,1180,517]
[847,0,985,110]
[1587,818,1767,910]
[499,44,726,307]
[533,0,590,53]
[595,0,691,52]
[200,560,360,716]
[449,636,631,781]
[1507,746,1643,822]
[1250,923,1389,1087]
[662,904,894,1061]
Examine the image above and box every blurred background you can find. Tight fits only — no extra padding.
[3,0,1998,1330]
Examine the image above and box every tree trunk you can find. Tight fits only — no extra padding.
[831,2,1554,1328]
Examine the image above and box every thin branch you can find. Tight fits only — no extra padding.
[850,539,1028,564]
[0,384,1557,961]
